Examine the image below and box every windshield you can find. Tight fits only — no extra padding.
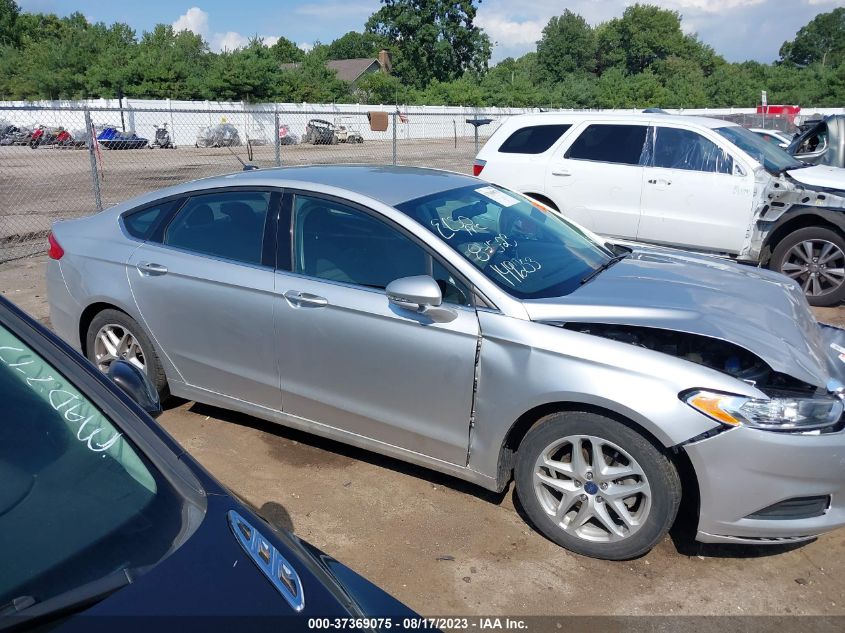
[715,125,804,174]
[395,184,613,299]
[0,324,184,611]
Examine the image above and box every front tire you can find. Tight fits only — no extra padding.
[770,226,845,307]
[86,309,169,399]
[515,412,681,560]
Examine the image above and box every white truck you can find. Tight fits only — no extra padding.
[474,112,845,306]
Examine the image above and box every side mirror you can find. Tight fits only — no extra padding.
[386,275,442,311]
[108,360,162,419]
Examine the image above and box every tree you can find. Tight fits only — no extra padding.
[269,36,304,63]
[366,0,490,89]
[205,39,284,102]
[596,4,687,75]
[536,10,596,79]
[127,25,210,99]
[0,0,19,46]
[779,8,845,68]
[326,31,385,60]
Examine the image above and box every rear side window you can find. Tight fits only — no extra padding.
[498,125,571,154]
[164,191,270,265]
[565,124,648,165]
[122,201,177,240]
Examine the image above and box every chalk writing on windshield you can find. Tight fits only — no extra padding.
[0,345,123,452]
[464,234,517,264]
[490,258,542,287]
[430,216,485,240]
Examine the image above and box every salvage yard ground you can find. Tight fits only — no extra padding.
[3,254,845,617]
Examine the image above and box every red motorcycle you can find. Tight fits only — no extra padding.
[29,126,76,149]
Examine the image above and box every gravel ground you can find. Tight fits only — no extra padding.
[2,254,845,620]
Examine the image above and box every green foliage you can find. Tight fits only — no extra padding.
[0,3,842,108]
[779,7,845,68]
[365,0,490,89]
[269,36,304,63]
[537,10,596,79]
[326,31,385,60]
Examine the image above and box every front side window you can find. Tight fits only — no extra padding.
[396,185,613,299]
[292,195,471,305]
[0,324,184,609]
[715,125,803,174]
[498,124,571,154]
[795,124,829,155]
[164,191,270,265]
[652,127,733,174]
[565,124,648,165]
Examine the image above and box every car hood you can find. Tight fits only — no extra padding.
[523,246,844,388]
[785,164,845,191]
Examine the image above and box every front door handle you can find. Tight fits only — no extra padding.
[284,290,328,308]
[551,168,571,177]
[136,262,168,276]
[647,179,672,186]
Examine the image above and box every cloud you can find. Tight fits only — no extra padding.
[172,7,209,36]
[172,6,278,52]
[475,14,545,48]
[294,2,379,20]
[298,42,314,53]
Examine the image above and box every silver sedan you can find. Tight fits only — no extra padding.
[47,165,845,560]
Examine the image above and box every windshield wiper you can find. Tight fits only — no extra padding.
[0,566,146,631]
[580,254,628,286]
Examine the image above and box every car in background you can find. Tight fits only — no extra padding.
[0,293,416,629]
[46,165,845,560]
[474,112,845,306]
[749,127,793,148]
[304,119,338,145]
[788,115,845,169]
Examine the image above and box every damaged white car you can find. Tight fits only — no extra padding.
[475,113,845,306]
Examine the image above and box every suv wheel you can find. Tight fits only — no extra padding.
[86,309,169,398]
[515,412,681,560]
[770,226,845,307]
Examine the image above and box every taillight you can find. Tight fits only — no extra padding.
[48,232,64,260]
[473,160,486,176]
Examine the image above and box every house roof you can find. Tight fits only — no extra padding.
[280,58,382,83]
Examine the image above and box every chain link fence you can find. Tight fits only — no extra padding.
[0,105,505,263]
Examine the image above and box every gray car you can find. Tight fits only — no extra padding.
[46,165,845,560]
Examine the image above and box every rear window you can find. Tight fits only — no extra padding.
[122,200,178,240]
[565,124,648,165]
[498,125,571,154]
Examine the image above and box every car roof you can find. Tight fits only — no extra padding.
[149,165,481,207]
[499,111,737,130]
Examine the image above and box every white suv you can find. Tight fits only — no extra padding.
[475,112,845,306]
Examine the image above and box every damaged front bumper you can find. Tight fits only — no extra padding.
[685,423,845,545]
[685,322,845,545]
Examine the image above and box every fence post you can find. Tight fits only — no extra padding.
[392,110,397,165]
[84,107,103,212]
[274,109,281,167]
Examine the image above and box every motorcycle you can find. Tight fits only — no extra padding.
[150,122,175,149]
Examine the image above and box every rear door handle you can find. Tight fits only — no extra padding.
[647,179,672,186]
[136,262,168,276]
[284,290,328,308]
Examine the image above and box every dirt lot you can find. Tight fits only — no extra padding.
[3,255,845,618]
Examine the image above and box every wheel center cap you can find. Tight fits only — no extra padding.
[810,264,819,272]
[584,481,599,495]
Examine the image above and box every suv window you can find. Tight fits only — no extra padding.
[293,195,471,305]
[796,123,828,155]
[653,127,733,174]
[498,124,571,154]
[565,124,648,165]
[164,191,270,265]
[0,322,183,608]
[123,200,178,240]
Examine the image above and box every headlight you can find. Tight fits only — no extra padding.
[683,390,843,432]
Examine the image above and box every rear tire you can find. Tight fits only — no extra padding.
[770,226,845,307]
[515,411,680,560]
[86,309,169,400]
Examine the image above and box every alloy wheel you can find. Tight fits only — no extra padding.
[93,323,146,374]
[533,434,651,543]
[781,239,845,297]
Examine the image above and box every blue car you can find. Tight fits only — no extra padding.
[0,295,417,630]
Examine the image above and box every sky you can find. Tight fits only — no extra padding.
[16,0,845,64]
